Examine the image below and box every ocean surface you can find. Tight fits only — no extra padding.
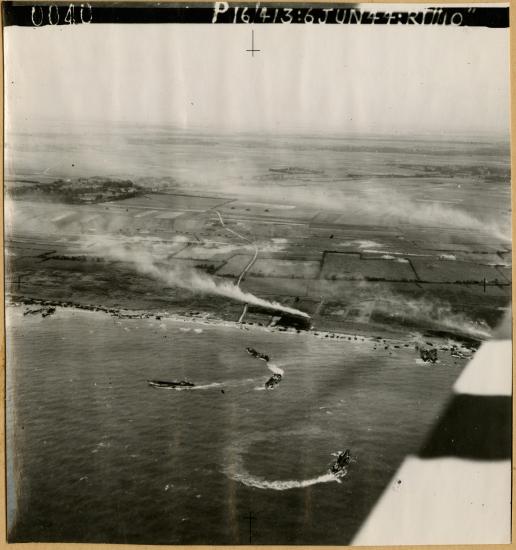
[7,306,466,544]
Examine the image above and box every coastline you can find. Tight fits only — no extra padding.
[6,294,481,358]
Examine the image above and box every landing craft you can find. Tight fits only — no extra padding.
[265,373,282,389]
[246,347,270,362]
[147,379,195,389]
[330,449,352,475]
[419,347,438,363]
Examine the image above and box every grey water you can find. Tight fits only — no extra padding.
[7,307,465,544]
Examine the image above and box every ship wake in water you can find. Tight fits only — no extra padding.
[266,362,285,376]
[224,432,350,490]
[227,470,341,491]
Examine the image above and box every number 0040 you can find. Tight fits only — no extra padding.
[31,4,92,26]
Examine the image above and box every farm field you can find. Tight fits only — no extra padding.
[4,129,512,340]
[4,124,512,548]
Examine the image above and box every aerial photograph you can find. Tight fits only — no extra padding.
[4,6,512,546]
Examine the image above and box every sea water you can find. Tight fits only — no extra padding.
[6,306,466,544]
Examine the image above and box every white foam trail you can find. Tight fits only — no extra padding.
[229,471,341,491]
[171,382,223,391]
[188,382,223,390]
[224,430,351,490]
[175,378,262,391]
[266,362,284,376]
[415,358,441,366]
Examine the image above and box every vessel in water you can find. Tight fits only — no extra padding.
[329,449,351,475]
[246,347,270,362]
[147,379,195,389]
[265,373,282,389]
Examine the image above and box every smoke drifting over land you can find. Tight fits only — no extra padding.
[254,187,510,243]
[317,280,492,340]
[372,291,492,340]
[6,185,508,337]
[86,233,491,339]
[85,236,309,318]
[191,186,509,244]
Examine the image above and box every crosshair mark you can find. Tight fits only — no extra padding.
[245,29,260,57]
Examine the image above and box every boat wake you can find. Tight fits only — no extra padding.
[151,381,224,391]
[178,382,223,391]
[227,470,342,491]
[223,430,349,491]
[266,362,284,376]
[251,361,286,390]
[177,378,264,391]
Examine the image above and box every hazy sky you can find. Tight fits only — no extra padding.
[5,21,510,135]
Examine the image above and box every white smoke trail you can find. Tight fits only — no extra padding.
[370,192,510,242]
[373,293,492,340]
[292,188,511,243]
[85,236,309,318]
[319,281,493,340]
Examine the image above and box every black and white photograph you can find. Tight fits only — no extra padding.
[3,2,512,545]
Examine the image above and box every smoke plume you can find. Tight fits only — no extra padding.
[85,236,309,318]
[372,292,492,340]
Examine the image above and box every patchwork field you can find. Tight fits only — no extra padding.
[411,259,509,284]
[5,130,512,339]
[320,253,417,281]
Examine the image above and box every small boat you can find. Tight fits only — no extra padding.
[147,379,195,389]
[246,347,270,362]
[42,307,56,318]
[265,373,282,390]
[329,449,351,475]
[420,347,438,363]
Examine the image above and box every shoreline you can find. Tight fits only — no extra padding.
[6,295,481,356]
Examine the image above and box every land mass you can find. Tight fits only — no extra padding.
[5,132,511,343]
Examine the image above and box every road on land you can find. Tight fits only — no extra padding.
[214,210,258,287]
